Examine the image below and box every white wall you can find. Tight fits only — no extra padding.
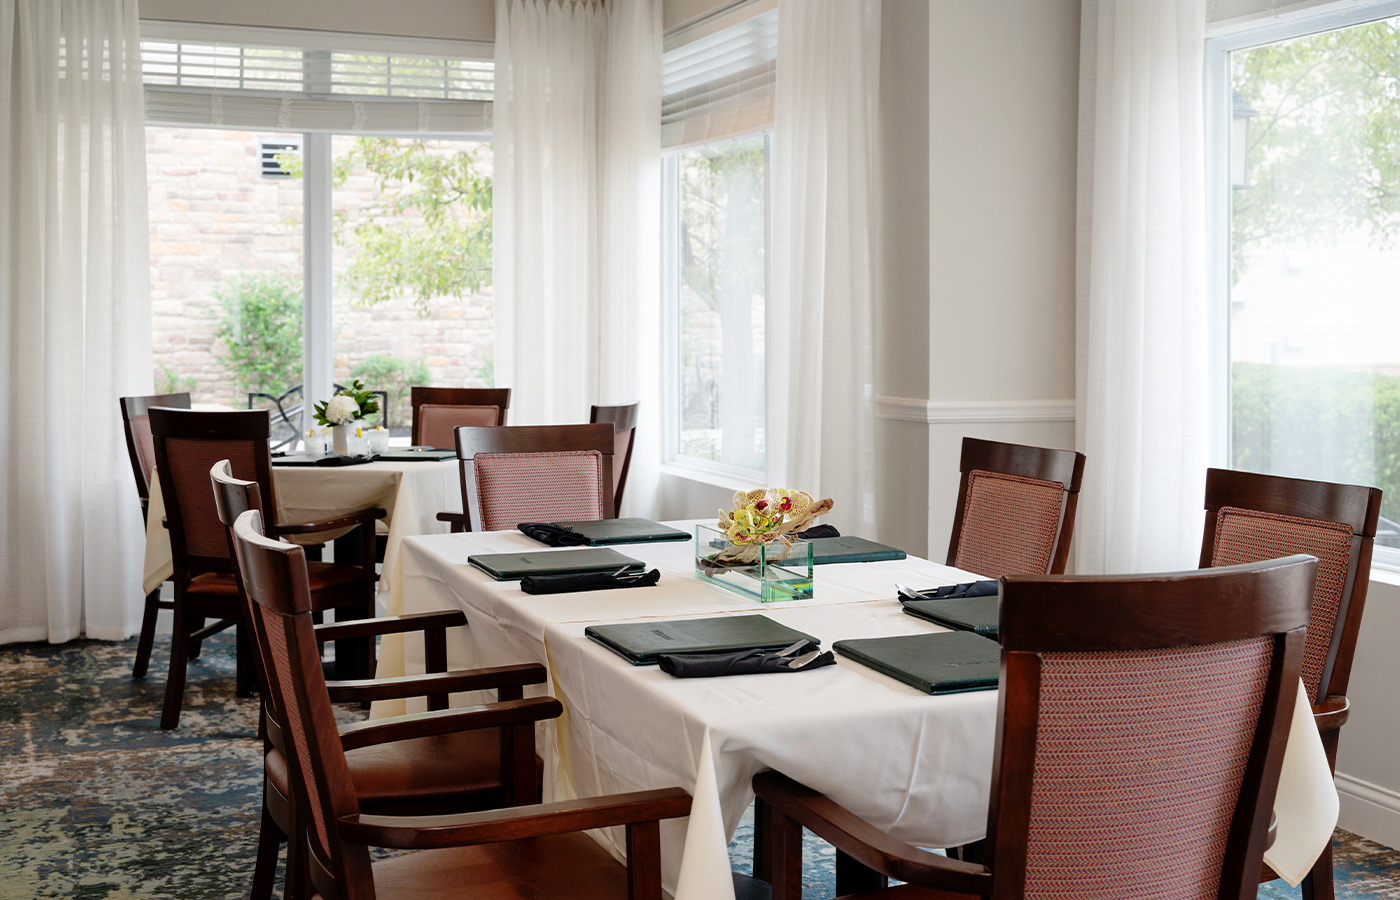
[1337,578,1400,847]
[921,0,1080,558]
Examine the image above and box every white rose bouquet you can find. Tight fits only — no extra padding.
[312,379,380,427]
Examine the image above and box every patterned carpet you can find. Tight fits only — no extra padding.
[1,637,1398,899]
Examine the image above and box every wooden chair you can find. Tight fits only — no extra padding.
[410,386,511,449]
[119,391,190,680]
[437,423,616,533]
[753,555,1316,900]
[946,437,1086,578]
[211,462,553,900]
[230,507,692,900]
[590,402,639,513]
[1200,467,1382,900]
[147,408,384,729]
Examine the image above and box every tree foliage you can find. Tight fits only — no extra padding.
[1232,18,1400,277]
[214,271,303,401]
[283,138,492,313]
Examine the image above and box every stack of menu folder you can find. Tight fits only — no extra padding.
[467,547,644,581]
[833,631,1000,694]
[585,614,818,666]
[805,536,907,564]
[901,593,1000,639]
[552,517,690,545]
[376,448,457,462]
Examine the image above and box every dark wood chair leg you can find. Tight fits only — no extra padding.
[161,600,191,730]
[1301,839,1335,900]
[187,614,206,659]
[250,803,279,900]
[131,587,163,679]
[835,850,887,895]
[235,620,255,698]
[769,806,804,900]
[753,797,773,885]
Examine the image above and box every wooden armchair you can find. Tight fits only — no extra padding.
[436,423,616,533]
[946,437,1086,578]
[754,556,1315,900]
[147,408,385,729]
[231,507,692,900]
[119,391,190,680]
[410,386,511,449]
[212,461,553,900]
[590,402,639,512]
[1199,467,1382,900]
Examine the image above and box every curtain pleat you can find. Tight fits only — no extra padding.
[1074,0,1210,574]
[1,0,152,643]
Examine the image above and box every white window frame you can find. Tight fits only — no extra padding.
[140,22,492,427]
[1205,0,1400,568]
[662,133,773,483]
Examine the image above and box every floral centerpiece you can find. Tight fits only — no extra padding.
[313,380,380,455]
[710,488,834,566]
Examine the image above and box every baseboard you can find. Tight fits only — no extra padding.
[875,396,1075,425]
[1336,771,1400,850]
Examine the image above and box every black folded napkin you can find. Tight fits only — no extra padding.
[314,454,375,467]
[519,568,660,595]
[657,642,836,678]
[796,524,841,539]
[909,580,999,599]
[518,522,590,547]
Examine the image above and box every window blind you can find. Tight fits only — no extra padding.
[139,24,492,135]
[661,7,776,149]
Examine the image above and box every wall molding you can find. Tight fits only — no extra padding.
[875,396,1076,425]
[1336,771,1400,849]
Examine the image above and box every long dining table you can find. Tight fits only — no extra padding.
[382,523,1339,900]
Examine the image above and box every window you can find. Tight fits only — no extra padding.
[1209,4,1400,561]
[142,24,493,443]
[664,135,769,475]
[661,4,777,478]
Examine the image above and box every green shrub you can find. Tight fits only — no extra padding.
[155,361,197,396]
[214,272,303,403]
[1232,361,1400,523]
[350,353,430,429]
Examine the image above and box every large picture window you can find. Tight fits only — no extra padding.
[1211,5,1400,559]
[664,135,769,476]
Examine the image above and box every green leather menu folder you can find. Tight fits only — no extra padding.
[834,631,1001,694]
[375,448,457,461]
[585,614,819,666]
[553,517,691,545]
[901,595,1000,639]
[806,536,907,564]
[467,548,645,581]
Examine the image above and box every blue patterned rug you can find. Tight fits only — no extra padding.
[1,637,1397,899]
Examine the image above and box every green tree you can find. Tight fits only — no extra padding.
[349,353,430,429]
[1232,18,1400,278]
[214,271,304,402]
[284,139,492,313]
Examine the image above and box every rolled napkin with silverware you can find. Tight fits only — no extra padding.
[519,567,660,595]
[517,522,590,547]
[900,580,998,600]
[657,639,836,678]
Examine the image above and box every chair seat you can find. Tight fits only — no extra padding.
[344,831,631,900]
[266,730,541,816]
[305,561,367,598]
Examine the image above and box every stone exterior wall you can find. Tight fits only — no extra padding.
[146,126,494,423]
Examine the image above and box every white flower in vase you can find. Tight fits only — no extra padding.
[324,394,360,425]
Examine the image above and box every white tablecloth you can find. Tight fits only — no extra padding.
[142,459,461,613]
[389,525,1337,897]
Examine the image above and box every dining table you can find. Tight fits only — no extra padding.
[380,523,1340,900]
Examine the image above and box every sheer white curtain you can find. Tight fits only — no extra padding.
[1074,0,1210,574]
[768,0,881,535]
[492,0,662,516]
[1,0,152,643]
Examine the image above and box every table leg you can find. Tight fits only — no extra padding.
[331,531,374,680]
[835,850,887,895]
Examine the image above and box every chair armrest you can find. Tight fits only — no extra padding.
[276,506,387,535]
[436,511,471,533]
[753,771,991,896]
[313,610,467,643]
[338,696,561,752]
[1313,694,1350,732]
[326,663,549,703]
[338,788,692,850]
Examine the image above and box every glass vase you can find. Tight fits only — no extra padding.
[694,523,814,602]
